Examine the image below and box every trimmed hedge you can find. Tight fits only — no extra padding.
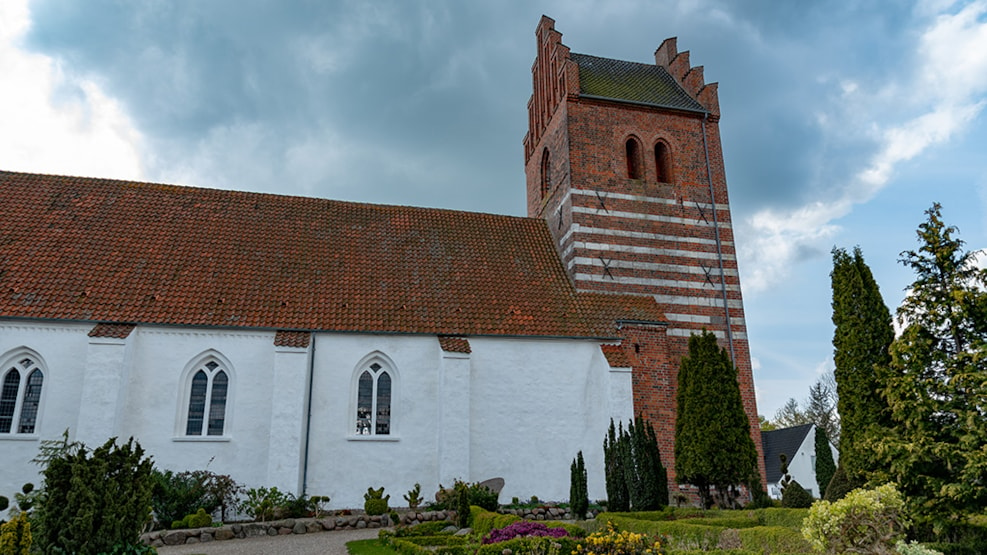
[737,525,811,553]
[470,507,521,536]
[401,536,469,546]
[757,508,809,528]
[393,521,454,537]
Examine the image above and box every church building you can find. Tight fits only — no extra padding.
[0,17,764,508]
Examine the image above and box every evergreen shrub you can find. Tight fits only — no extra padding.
[780,480,814,509]
[394,520,456,537]
[34,437,154,555]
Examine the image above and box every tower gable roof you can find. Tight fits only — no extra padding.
[0,171,660,338]
[571,53,706,113]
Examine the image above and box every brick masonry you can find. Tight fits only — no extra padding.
[524,16,767,492]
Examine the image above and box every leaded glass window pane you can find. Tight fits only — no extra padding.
[357,371,373,434]
[18,369,43,434]
[207,371,228,436]
[186,370,207,436]
[0,370,19,434]
[376,372,391,435]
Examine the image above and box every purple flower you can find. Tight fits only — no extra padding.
[483,521,570,544]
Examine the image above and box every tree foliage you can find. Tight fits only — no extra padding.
[874,204,987,536]
[831,246,894,483]
[603,417,668,511]
[35,437,154,554]
[569,451,589,519]
[603,419,629,512]
[674,331,760,509]
[814,427,836,499]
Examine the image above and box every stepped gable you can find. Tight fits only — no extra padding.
[570,53,706,113]
[761,423,814,484]
[1,170,642,339]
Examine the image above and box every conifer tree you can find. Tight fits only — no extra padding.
[569,451,589,519]
[831,246,893,484]
[877,204,987,534]
[603,419,629,512]
[675,331,760,509]
[622,417,668,511]
[813,426,836,497]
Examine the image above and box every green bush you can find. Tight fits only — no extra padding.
[34,437,154,555]
[365,487,391,516]
[433,480,499,513]
[366,498,389,516]
[150,468,241,527]
[242,486,292,521]
[802,483,907,555]
[172,507,212,529]
[781,480,814,509]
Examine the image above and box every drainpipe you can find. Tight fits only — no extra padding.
[301,334,316,495]
[701,113,736,364]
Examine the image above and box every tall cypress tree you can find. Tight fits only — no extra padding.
[674,331,760,509]
[813,426,836,497]
[603,419,629,511]
[831,246,893,484]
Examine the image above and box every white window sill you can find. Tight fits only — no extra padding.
[0,434,39,441]
[172,436,232,443]
[346,435,400,442]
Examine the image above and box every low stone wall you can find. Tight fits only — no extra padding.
[498,507,600,520]
[143,511,455,548]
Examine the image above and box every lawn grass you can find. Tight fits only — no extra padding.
[348,538,402,555]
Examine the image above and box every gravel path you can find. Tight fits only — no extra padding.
[156,528,381,555]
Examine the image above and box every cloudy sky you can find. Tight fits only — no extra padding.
[2,0,986,420]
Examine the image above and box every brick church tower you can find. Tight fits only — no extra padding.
[524,16,766,488]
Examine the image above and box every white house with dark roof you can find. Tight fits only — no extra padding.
[761,423,839,499]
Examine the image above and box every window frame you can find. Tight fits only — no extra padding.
[175,351,235,441]
[540,148,552,196]
[348,352,399,441]
[0,349,46,439]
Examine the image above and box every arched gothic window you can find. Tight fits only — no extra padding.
[355,362,392,435]
[184,359,229,437]
[655,141,673,183]
[0,355,44,435]
[625,137,644,179]
[540,148,551,196]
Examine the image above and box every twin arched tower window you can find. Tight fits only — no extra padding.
[356,362,391,435]
[625,137,673,183]
[0,356,44,435]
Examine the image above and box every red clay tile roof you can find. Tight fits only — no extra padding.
[1,171,653,339]
[438,336,471,354]
[88,323,136,339]
[274,330,311,348]
[600,344,631,368]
